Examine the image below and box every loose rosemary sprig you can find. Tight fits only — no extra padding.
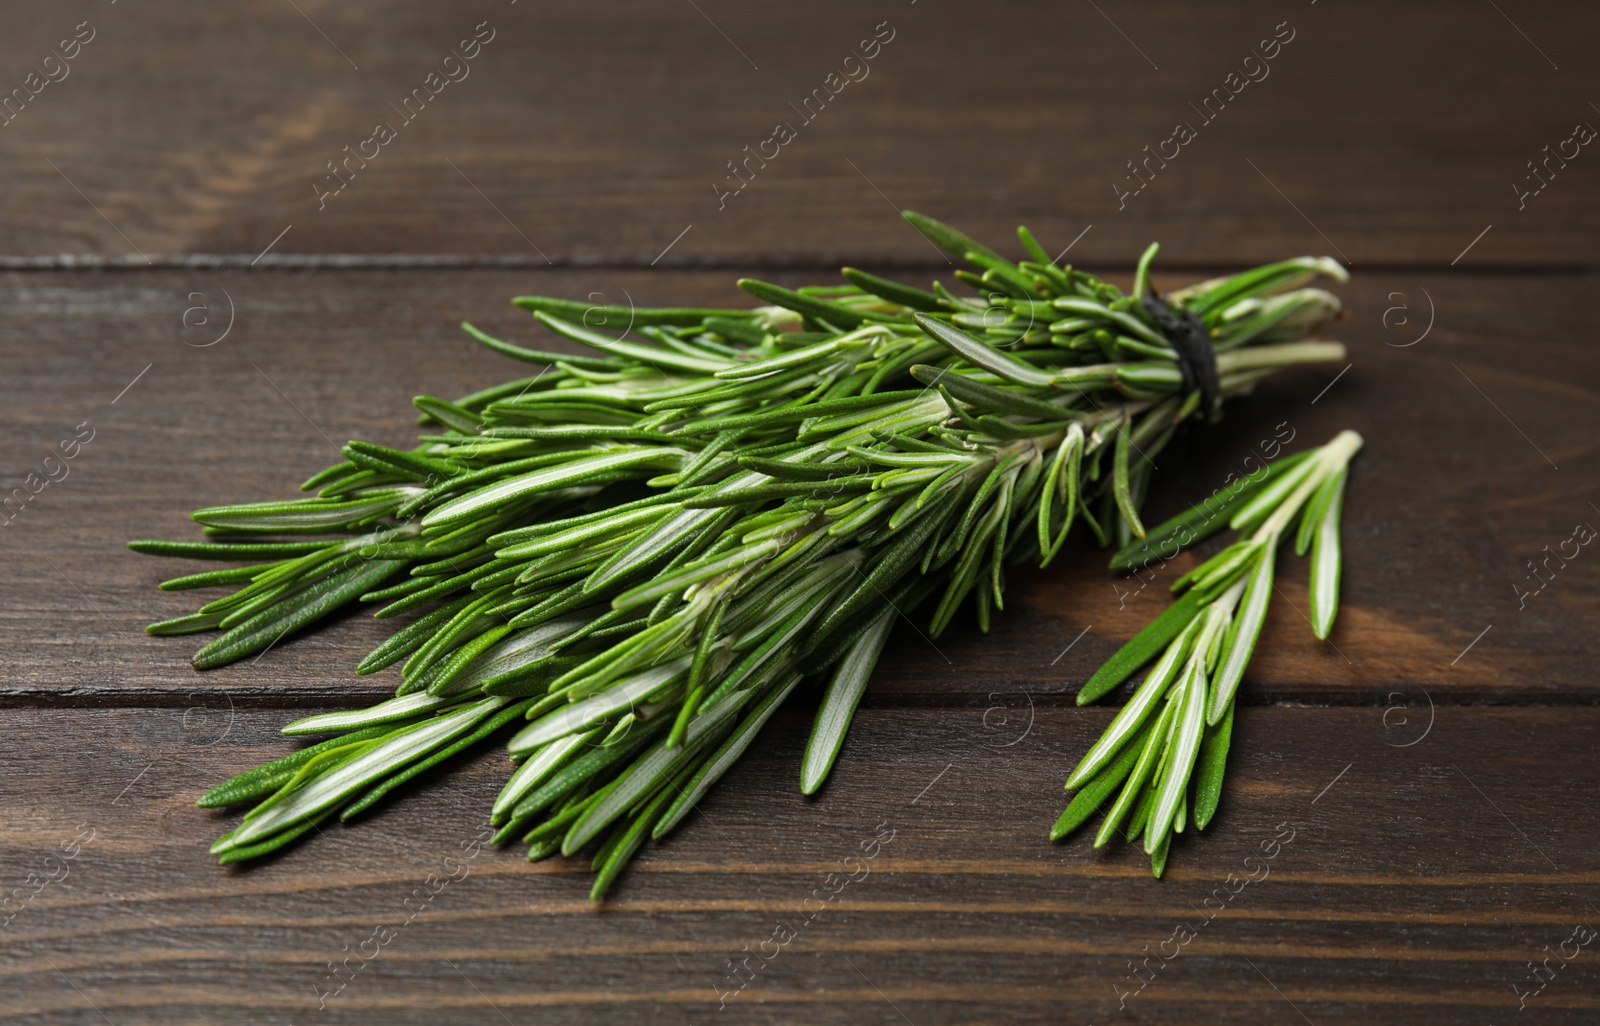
[131,212,1350,897]
[1051,429,1362,876]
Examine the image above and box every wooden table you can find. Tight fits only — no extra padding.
[2,2,1597,1022]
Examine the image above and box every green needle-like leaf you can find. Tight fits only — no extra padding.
[590,784,676,901]
[1208,548,1274,724]
[1065,615,1201,789]
[1094,696,1178,848]
[493,730,600,821]
[215,698,507,853]
[425,449,687,528]
[840,267,945,311]
[1191,701,1235,830]
[1076,589,1206,706]
[197,723,400,809]
[737,278,876,330]
[191,558,406,670]
[800,607,895,795]
[1308,467,1348,639]
[281,692,456,737]
[1110,452,1311,572]
[561,683,754,854]
[191,495,402,532]
[900,210,1007,265]
[1112,414,1145,539]
[652,673,803,838]
[1051,715,1153,841]
[1145,660,1208,855]
[508,657,689,755]
[911,314,1055,388]
[340,698,538,821]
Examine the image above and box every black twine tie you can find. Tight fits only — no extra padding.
[1141,290,1220,422]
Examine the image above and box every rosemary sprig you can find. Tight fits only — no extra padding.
[1051,430,1363,876]
[132,212,1350,896]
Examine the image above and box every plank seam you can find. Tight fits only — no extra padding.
[2,685,1597,711]
[0,255,1592,274]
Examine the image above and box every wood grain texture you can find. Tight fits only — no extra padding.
[1,268,1595,703]
[1,705,1596,1024]
[2,4,1597,1020]
[0,1,1596,267]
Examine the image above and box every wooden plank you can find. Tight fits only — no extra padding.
[0,705,1595,1023]
[1,267,1595,702]
[0,2,1594,267]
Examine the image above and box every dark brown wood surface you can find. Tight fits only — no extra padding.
[2,1,1598,1023]
[0,1,1597,268]
[2,705,1598,1025]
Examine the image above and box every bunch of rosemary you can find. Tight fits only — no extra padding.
[132,213,1349,897]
